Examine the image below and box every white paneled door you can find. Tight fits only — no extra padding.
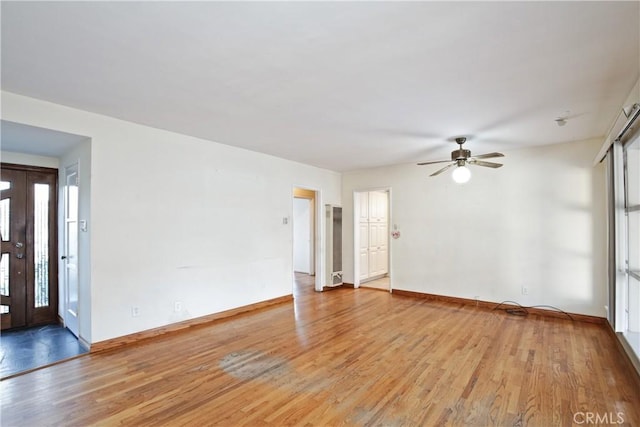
[63,164,79,338]
[359,222,369,280]
[369,221,388,277]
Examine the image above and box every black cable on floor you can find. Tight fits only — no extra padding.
[492,301,574,321]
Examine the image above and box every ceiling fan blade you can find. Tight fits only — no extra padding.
[417,159,451,166]
[471,152,504,160]
[468,159,503,168]
[429,163,456,176]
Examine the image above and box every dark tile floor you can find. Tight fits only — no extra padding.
[0,324,88,378]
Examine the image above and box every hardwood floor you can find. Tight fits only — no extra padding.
[360,275,390,291]
[2,273,639,426]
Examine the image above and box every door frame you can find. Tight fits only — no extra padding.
[292,187,323,292]
[353,187,392,291]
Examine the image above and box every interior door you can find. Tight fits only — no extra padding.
[359,222,369,280]
[1,165,58,330]
[64,164,79,337]
[293,197,311,274]
[369,222,384,276]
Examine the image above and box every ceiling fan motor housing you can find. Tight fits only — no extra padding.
[451,149,471,160]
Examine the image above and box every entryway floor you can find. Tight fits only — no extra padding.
[0,324,88,379]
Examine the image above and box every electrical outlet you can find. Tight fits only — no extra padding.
[174,301,182,312]
[131,306,140,317]
[521,286,528,295]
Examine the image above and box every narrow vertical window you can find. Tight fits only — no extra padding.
[0,253,9,314]
[1,182,12,315]
[0,198,10,241]
[34,183,49,308]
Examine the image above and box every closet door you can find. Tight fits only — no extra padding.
[369,191,384,222]
[358,192,369,223]
[369,221,388,277]
[375,222,388,275]
[359,222,369,280]
[368,192,388,277]
[358,192,370,280]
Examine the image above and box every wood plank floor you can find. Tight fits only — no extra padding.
[2,274,639,426]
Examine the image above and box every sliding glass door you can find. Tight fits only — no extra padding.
[624,136,639,351]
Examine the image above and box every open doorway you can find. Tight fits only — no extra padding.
[293,187,320,294]
[354,189,391,292]
[0,161,88,379]
[0,121,91,378]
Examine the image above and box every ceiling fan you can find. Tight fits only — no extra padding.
[417,137,504,183]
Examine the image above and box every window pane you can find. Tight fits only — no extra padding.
[0,253,9,296]
[630,210,640,272]
[34,184,49,308]
[67,177,78,221]
[1,253,9,313]
[629,275,640,333]
[0,198,9,241]
[67,221,79,311]
[627,138,640,206]
[0,180,10,243]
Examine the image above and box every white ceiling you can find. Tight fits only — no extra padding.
[1,2,638,171]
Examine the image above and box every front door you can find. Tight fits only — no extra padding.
[1,164,58,330]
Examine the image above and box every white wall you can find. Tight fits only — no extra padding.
[343,139,608,317]
[2,91,341,343]
[0,151,59,168]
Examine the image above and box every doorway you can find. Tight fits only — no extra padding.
[293,188,319,292]
[293,197,313,275]
[354,189,391,291]
[1,164,58,330]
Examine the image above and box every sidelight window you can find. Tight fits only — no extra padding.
[34,184,50,308]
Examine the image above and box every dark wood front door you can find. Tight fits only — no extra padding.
[1,164,58,330]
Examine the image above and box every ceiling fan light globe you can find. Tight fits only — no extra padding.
[452,165,471,184]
